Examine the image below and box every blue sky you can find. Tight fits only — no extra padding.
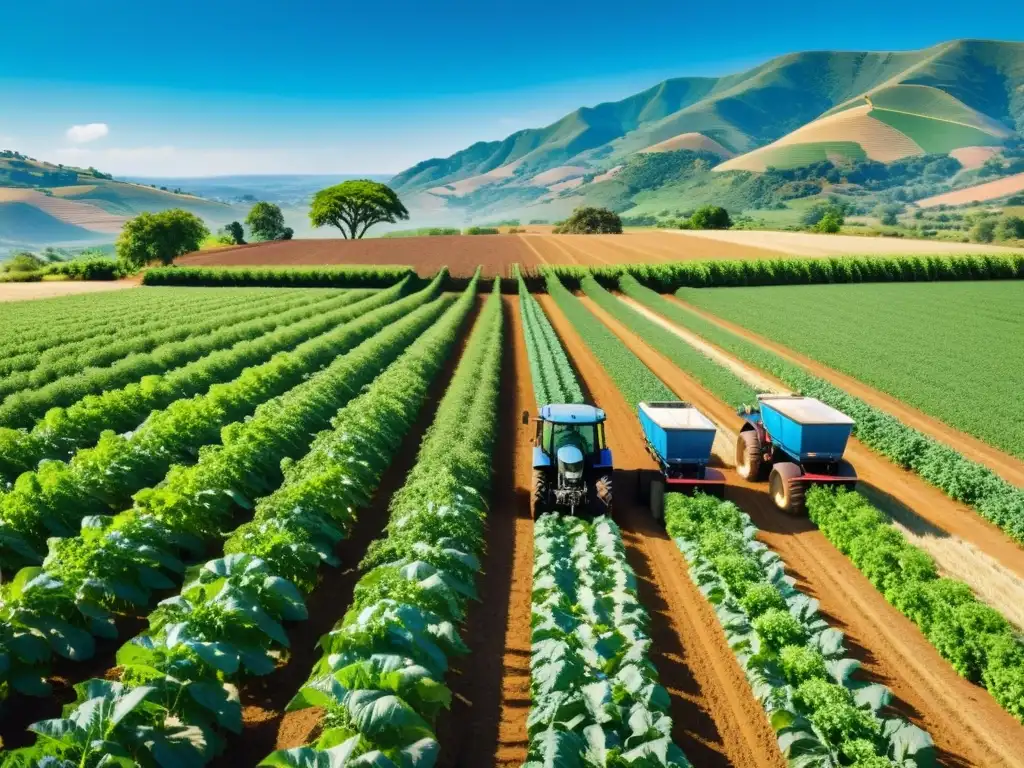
[1,0,1021,177]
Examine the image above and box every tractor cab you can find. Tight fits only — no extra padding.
[524,404,614,517]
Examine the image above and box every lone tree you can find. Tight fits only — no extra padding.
[554,206,622,234]
[309,180,409,239]
[225,221,246,245]
[116,209,208,269]
[246,202,287,241]
[689,205,732,230]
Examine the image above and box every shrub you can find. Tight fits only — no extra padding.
[689,205,731,230]
[970,218,997,243]
[2,252,45,273]
[553,206,622,234]
[995,216,1024,241]
[813,212,843,233]
[463,226,499,235]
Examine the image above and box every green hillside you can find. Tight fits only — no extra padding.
[392,39,1024,220]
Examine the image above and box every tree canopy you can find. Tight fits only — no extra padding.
[115,209,209,269]
[309,180,409,239]
[689,205,732,230]
[246,202,287,241]
[554,206,622,234]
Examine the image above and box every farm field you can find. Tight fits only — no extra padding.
[676,281,1024,460]
[0,265,1022,767]
[0,279,139,303]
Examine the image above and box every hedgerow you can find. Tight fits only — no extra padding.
[807,487,1024,724]
[143,264,415,288]
[665,492,936,766]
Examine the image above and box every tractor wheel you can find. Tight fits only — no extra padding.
[532,470,549,519]
[736,431,764,481]
[769,463,806,515]
[594,474,614,518]
[636,469,655,504]
[649,479,665,521]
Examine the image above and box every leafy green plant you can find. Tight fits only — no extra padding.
[518,273,583,407]
[142,265,415,288]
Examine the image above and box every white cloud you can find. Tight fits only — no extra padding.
[66,123,109,144]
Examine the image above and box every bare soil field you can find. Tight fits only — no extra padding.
[917,171,1024,208]
[0,280,139,303]
[520,231,785,264]
[660,228,1022,255]
[581,297,1024,765]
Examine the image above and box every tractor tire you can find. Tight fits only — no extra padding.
[769,463,806,515]
[736,430,764,481]
[532,469,549,519]
[594,473,614,518]
[649,479,665,521]
[636,469,655,504]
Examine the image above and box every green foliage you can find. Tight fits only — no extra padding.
[115,208,209,269]
[263,280,503,764]
[875,203,904,226]
[246,202,287,241]
[995,216,1024,241]
[663,492,935,766]
[689,205,732,229]
[970,218,997,243]
[813,211,843,233]
[544,274,672,407]
[381,227,460,238]
[807,487,1024,723]
[2,252,45,273]
[518,274,583,407]
[309,180,409,239]
[42,257,122,280]
[142,264,414,288]
[225,221,246,244]
[463,226,499,235]
[525,514,691,767]
[553,206,622,234]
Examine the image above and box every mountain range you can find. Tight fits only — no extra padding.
[391,39,1024,221]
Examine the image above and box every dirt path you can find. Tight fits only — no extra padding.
[435,295,534,768]
[580,297,1024,766]
[0,280,139,303]
[616,295,1024,615]
[205,298,482,765]
[538,295,786,768]
[666,295,1024,488]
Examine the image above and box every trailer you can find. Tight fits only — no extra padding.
[737,394,857,514]
[636,401,725,519]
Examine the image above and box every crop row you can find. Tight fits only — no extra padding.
[143,264,416,288]
[526,514,691,767]
[541,253,1024,292]
[0,283,452,704]
[518,273,583,407]
[618,278,1024,545]
[579,276,755,408]
[0,288,293,378]
[664,492,936,767]
[807,487,1024,723]
[261,279,503,766]
[544,275,672,407]
[0,287,279,360]
[0,280,417,570]
[0,289,349,403]
[0,287,382,483]
[1,277,483,765]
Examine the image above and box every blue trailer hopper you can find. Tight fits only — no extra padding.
[757,394,854,463]
[638,402,716,466]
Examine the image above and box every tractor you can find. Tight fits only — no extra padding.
[525,404,613,518]
[737,394,857,514]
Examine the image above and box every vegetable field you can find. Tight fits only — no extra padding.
[0,258,1021,768]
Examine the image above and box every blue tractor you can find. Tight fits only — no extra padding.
[525,404,614,518]
[737,394,857,515]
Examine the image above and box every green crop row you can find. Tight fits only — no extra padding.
[0,288,290,378]
[261,279,503,766]
[0,284,413,569]
[541,253,1024,292]
[619,278,1024,545]
[579,276,757,408]
[526,513,691,767]
[1,276,481,766]
[0,289,347,406]
[0,288,378,482]
[807,487,1024,724]
[518,273,583,407]
[0,282,452,706]
[143,264,415,288]
[664,493,936,767]
[544,274,672,407]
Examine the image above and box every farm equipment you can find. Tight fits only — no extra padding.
[636,401,726,519]
[737,394,857,515]
[525,404,614,518]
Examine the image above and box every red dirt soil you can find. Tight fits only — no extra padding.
[178,235,540,277]
[539,295,786,768]
[522,232,784,265]
[581,296,1024,766]
[668,295,1024,488]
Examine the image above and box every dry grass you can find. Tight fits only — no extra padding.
[0,280,138,303]
[949,146,1001,171]
[916,171,1024,208]
[639,132,734,157]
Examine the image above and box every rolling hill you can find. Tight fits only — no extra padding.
[392,39,1024,220]
[0,152,237,245]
